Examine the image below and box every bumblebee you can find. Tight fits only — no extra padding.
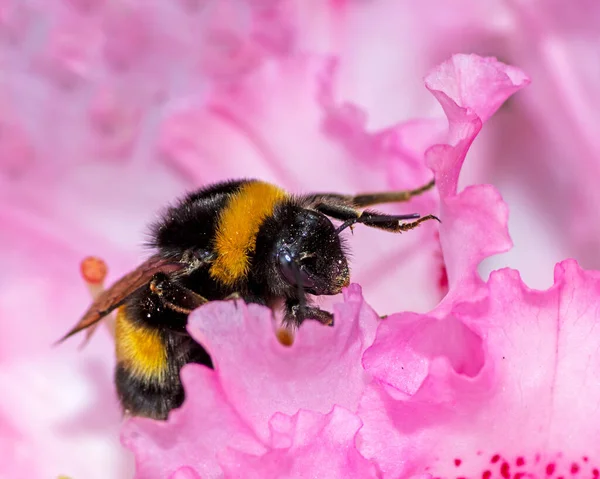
[59,179,438,420]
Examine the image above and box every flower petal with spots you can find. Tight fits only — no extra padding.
[359,260,600,478]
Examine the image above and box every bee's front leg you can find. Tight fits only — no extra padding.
[284,300,334,327]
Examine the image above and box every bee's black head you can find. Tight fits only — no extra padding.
[255,202,350,297]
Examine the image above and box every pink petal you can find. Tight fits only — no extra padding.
[425,54,530,198]
[423,55,529,291]
[2,4,448,477]
[426,54,530,126]
[439,185,512,291]
[295,0,513,129]
[220,407,378,478]
[363,309,484,399]
[358,54,532,477]
[360,260,600,478]
[121,366,265,479]
[185,285,378,441]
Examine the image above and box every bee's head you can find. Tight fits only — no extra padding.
[256,203,350,296]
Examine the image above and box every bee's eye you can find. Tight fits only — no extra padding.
[277,247,316,289]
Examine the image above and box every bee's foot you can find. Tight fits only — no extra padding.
[287,305,334,327]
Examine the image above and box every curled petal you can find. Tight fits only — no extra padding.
[421,55,529,291]
[426,54,530,125]
[363,309,484,399]
[425,54,530,198]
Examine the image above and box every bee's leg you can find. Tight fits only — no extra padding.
[349,179,435,207]
[310,200,439,234]
[224,292,242,301]
[339,212,440,233]
[150,272,209,315]
[174,249,217,278]
[302,179,435,209]
[284,299,334,327]
[300,179,438,234]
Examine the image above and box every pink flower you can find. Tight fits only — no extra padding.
[2,1,598,478]
[2,1,441,475]
[118,55,569,478]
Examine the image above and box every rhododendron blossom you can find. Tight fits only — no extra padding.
[120,54,600,479]
[3,1,600,479]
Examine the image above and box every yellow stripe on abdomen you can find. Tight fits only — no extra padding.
[115,307,168,381]
[210,181,287,286]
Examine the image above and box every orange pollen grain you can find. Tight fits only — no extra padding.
[80,256,108,284]
[276,328,294,347]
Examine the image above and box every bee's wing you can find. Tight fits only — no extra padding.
[56,255,186,344]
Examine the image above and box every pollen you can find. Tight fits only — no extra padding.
[276,327,294,347]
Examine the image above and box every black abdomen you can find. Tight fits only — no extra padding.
[115,331,213,420]
[115,361,184,420]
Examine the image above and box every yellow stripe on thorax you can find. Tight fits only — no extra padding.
[115,307,168,381]
[210,181,287,286]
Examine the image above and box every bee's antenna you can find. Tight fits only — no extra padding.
[335,213,421,234]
